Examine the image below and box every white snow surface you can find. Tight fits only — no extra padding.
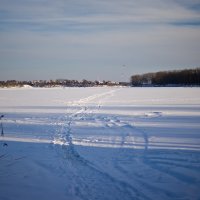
[0,87,200,200]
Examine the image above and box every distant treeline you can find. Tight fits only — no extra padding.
[0,79,129,88]
[131,68,200,86]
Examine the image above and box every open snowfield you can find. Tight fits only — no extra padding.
[0,87,200,200]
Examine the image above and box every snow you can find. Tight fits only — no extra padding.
[22,85,33,88]
[0,87,200,200]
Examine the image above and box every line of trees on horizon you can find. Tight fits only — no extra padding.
[0,79,129,88]
[1,68,200,88]
[131,68,200,86]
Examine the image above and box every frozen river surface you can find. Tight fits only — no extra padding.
[0,87,200,200]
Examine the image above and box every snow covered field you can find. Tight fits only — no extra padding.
[0,87,200,200]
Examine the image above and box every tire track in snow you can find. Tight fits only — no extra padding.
[52,88,162,200]
[112,162,181,200]
[127,119,200,194]
[93,116,161,199]
[73,101,155,199]
[92,114,198,197]
[93,113,200,199]
[52,88,150,199]
[96,115,150,151]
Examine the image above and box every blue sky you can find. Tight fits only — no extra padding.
[0,0,200,81]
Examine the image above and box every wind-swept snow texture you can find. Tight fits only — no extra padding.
[0,87,200,200]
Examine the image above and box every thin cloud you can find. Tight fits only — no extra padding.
[0,0,200,81]
[0,0,199,29]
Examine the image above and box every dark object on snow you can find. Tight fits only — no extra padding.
[3,143,8,147]
[0,114,4,136]
[1,122,4,136]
